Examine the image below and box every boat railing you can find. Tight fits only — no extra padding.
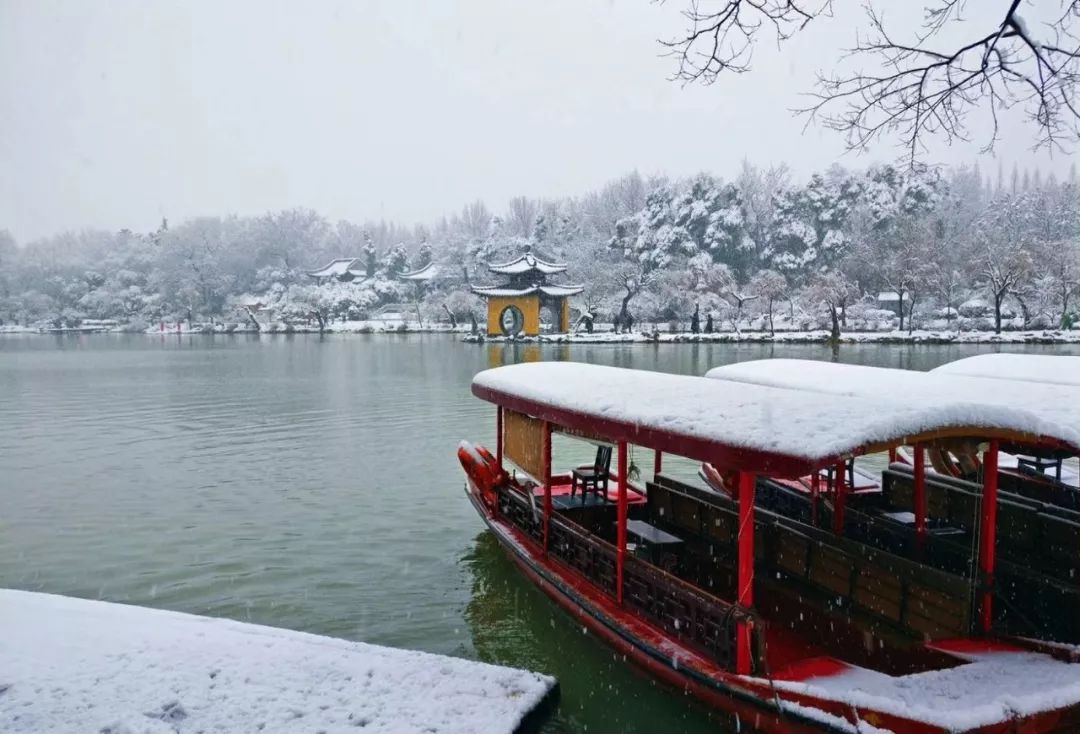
[621,552,749,671]
[496,482,752,671]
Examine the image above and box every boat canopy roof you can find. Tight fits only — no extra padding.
[473,363,1080,477]
[705,359,1080,456]
[930,353,1080,388]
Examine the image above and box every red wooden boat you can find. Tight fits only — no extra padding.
[459,362,1080,733]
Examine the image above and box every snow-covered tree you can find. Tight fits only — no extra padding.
[749,269,787,335]
[805,271,860,341]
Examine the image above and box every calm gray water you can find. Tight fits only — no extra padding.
[2,335,1077,732]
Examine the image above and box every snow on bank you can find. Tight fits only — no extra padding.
[139,321,474,335]
[0,589,556,734]
[465,329,1080,345]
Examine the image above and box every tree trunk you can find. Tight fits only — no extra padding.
[767,298,775,336]
[618,290,634,333]
[311,310,326,334]
[994,293,1003,334]
[908,293,917,335]
[829,306,841,343]
[242,306,262,332]
[442,304,457,328]
[897,292,905,332]
[1016,296,1031,329]
[1062,291,1072,330]
[468,311,479,335]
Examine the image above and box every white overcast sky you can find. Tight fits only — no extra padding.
[1,0,1073,242]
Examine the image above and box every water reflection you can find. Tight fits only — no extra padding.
[2,335,1079,733]
[462,532,733,734]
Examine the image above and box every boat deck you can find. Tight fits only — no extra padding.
[530,478,647,509]
[771,639,1080,731]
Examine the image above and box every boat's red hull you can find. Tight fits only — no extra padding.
[464,479,1080,734]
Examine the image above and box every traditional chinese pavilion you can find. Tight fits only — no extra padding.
[471,249,583,336]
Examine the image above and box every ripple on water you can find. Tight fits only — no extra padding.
[2,335,1078,734]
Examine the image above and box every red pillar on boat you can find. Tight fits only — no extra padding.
[810,471,820,527]
[542,421,552,557]
[888,447,897,464]
[736,471,756,675]
[913,444,927,538]
[495,407,503,467]
[832,462,846,535]
[653,449,662,480]
[979,440,1000,634]
[616,441,628,605]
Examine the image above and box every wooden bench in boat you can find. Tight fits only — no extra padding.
[646,475,973,643]
[999,466,1080,512]
[879,465,1080,578]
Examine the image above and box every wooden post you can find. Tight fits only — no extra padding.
[542,421,552,557]
[653,449,663,480]
[617,442,628,605]
[980,440,1000,634]
[832,462,846,535]
[914,443,927,538]
[810,471,820,527]
[888,447,897,464]
[736,471,756,675]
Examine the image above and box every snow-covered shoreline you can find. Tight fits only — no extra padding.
[466,329,1080,345]
[0,589,557,734]
[5,323,1080,344]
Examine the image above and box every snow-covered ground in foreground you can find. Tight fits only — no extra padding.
[0,589,555,734]
[467,329,1080,345]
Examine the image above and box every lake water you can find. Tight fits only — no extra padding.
[2,335,1078,733]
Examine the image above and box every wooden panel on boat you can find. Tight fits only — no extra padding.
[853,567,903,621]
[504,409,546,480]
[700,505,736,543]
[904,582,969,637]
[648,474,978,641]
[775,533,810,578]
[998,499,1039,552]
[669,492,701,534]
[1040,515,1080,564]
[808,545,854,598]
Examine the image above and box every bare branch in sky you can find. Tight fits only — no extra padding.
[663,1,1080,159]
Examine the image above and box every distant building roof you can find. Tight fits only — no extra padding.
[308,258,360,279]
[397,262,440,281]
[471,284,584,298]
[487,251,567,276]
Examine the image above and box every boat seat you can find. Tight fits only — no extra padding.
[648,477,973,641]
[570,445,612,505]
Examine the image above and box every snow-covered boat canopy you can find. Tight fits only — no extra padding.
[472,363,1080,478]
[930,353,1080,388]
[705,359,1080,456]
[487,252,568,276]
[471,284,584,298]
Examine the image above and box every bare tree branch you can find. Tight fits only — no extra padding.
[660,0,833,82]
[662,1,1080,159]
